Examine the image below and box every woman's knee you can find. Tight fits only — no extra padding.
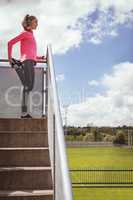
[24,84,33,92]
[28,82,34,91]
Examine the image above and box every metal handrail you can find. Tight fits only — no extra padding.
[0,59,47,63]
[46,44,73,200]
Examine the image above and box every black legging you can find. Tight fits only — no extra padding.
[15,60,36,113]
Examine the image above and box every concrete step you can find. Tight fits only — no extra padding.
[0,131,48,147]
[0,190,53,200]
[0,167,53,190]
[0,118,47,131]
[0,148,50,167]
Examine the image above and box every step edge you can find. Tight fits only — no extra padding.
[0,167,52,171]
[0,131,48,133]
[0,117,47,120]
[0,190,53,196]
[0,147,49,150]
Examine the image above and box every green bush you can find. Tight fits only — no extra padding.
[65,135,75,141]
[83,133,94,142]
[75,135,84,141]
[103,134,113,142]
[65,134,84,141]
[113,130,126,144]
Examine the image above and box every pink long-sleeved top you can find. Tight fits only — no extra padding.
[8,30,42,62]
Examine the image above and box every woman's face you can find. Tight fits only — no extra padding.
[30,18,38,30]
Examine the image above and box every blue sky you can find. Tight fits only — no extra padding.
[1,0,133,126]
[53,3,133,126]
[55,24,133,105]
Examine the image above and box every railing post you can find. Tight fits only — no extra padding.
[42,67,45,117]
[53,114,56,200]
[45,67,48,116]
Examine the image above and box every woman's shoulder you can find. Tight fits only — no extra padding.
[21,30,33,37]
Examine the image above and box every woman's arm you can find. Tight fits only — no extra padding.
[8,32,25,60]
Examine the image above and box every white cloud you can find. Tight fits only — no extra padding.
[0,0,133,59]
[76,0,133,44]
[0,0,90,58]
[88,80,99,86]
[65,62,133,127]
[102,62,133,92]
[56,74,65,82]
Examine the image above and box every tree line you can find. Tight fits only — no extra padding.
[64,125,133,144]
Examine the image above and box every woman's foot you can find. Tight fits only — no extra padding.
[21,113,32,118]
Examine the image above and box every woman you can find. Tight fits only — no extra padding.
[8,14,45,118]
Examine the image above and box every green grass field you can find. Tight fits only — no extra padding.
[67,147,133,200]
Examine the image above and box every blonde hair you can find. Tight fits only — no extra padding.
[22,14,37,31]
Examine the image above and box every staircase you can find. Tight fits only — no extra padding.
[0,117,53,200]
[0,45,73,200]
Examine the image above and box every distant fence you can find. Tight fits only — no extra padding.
[67,141,113,147]
[70,168,133,188]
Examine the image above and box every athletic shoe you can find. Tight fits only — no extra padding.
[10,58,22,69]
[21,113,32,118]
